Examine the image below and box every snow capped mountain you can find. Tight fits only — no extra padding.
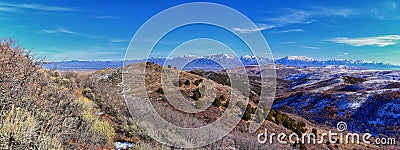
[276,56,400,70]
[175,54,198,59]
[204,53,235,59]
[284,56,315,61]
[160,54,273,70]
[43,54,400,71]
[241,55,256,59]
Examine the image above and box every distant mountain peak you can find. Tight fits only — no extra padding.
[204,54,236,59]
[241,55,256,59]
[176,54,198,59]
[276,56,400,70]
[283,56,315,61]
[45,53,400,71]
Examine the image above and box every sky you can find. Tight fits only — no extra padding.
[1,0,400,64]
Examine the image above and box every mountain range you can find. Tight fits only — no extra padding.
[43,54,400,71]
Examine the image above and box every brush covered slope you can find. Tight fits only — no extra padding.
[0,39,116,149]
[84,62,380,149]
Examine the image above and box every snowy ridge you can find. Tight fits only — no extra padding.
[43,54,400,71]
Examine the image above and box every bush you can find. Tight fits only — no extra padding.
[341,76,366,84]
[246,104,256,114]
[275,115,282,125]
[212,97,221,107]
[90,119,115,146]
[0,39,112,149]
[299,143,307,150]
[223,101,230,108]
[249,94,255,102]
[242,110,252,121]
[184,80,191,85]
[156,87,164,94]
[312,128,318,139]
[194,80,201,86]
[0,107,62,149]
[241,104,255,121]
[79,99,115,146]
[192,91,200,101]
[195,101,203,109]
[266,110,274,121]
[0,39,42,109]
[219,95,226,101]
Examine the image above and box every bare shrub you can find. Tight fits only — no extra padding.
[0,39,111,149]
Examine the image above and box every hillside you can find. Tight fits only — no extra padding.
[1,39,395,149]
[83,62,381,149]
[271,66,400,136]
[0,39,116,149]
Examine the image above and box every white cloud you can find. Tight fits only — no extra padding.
[317,7,359,18]
[233,6,359,34]
[301,46,320,50]
[330,35,400,47]
[280,41,297,44]
[262,7,359,29]
[278,29,305,33]
[343,52,349,55]
[0,6,19,12]
[233,24,274,34]
[109,39,128,43]
[95,16,119,19]
[0,2,77,12]
[41,26,101,39]
[265,9,313,26]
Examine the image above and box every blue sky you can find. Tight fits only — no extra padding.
[1,1,400,64]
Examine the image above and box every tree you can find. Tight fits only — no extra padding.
[156,87,164,94]
[246,104,256,114]
[223,101,230,108]
[299,143,307,150]
[219,95,226,101]
[242,110,252,121]
[184,80,190,86]
[275,115,282,125]
[212,97,221,107]
[266,110,274,121]
[312,128,318,139]
[192,91,200,101]
[249,94,255,102]
[167,65,171,68]
[195,88,202,98]
[194,80,201,86]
